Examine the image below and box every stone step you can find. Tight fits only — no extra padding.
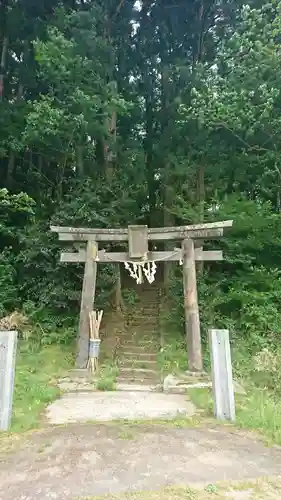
[121,338,159,346]
[126,327,159,332]
[120,345,159,353]
[125,328,159,334]
[125,304,160,309]
[117,375,160,384]
[125,315,159,322]
[121,336,159,343]
[121,332,159,338]
[120,351,158,360]
[126,306,160,311]
[126,329,159,335]
[116,382,160,392]
[126,318,159,324]
[119,359,158,369]
[119,367,158,376]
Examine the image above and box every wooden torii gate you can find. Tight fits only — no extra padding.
[50,220,233,371]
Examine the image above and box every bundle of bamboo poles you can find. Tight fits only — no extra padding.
[87,310,103,373]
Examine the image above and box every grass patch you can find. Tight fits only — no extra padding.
[76,477,281,499]
[96,363,119,391]
[188,385,281,446]
[159,337,281,447]
[118,429,136,440]
[9,342,74,433]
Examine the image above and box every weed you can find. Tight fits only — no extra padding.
[96,377,116,391]
[96,363,118,391]
[122,288,139,306]
[118,429,136,440]
[157,339,188,374]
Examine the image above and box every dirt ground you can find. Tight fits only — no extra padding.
[1,423,281,500]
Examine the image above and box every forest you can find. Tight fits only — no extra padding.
[1,0,281,377]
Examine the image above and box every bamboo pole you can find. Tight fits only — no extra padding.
[87,310,103,374]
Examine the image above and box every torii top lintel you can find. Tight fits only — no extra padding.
[50,220,233,242]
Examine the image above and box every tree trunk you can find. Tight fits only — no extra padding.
[160,65,174,286]
[0,0,8,102]
[0,35,8,101]
[104,109,117,181]
[196,164,205,274]
[113,264,124,312]
[6,84,24,187]
[145,95,156,227]
[76,144,84,177]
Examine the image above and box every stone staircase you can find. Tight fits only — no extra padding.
[116,284,161,388]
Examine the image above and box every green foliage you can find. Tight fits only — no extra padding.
[166,196,281,354]
[0,189,35,315]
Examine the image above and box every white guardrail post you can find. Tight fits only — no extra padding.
[0,330,18,431]
[209,329,235,422]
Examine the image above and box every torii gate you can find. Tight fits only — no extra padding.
[50,220,233,371]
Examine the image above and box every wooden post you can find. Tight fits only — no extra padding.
[209,329,235,422]
[182,238,203,372]
[76,240,98,368]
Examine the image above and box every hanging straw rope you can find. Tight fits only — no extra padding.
[87,310,103,374]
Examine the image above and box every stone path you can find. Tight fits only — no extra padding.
[46,390,195,424]
[1,424,281,499]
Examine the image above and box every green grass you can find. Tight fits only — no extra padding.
[159,337,281,447]
[76,478,281,499]
[10,342,74,432]
[188,385,281,446]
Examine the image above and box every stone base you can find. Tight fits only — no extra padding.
[68,369,91,379]
[184,370,209,378]
[163,373,246,396]
[164,382,212,394]
[58,369,98,393]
